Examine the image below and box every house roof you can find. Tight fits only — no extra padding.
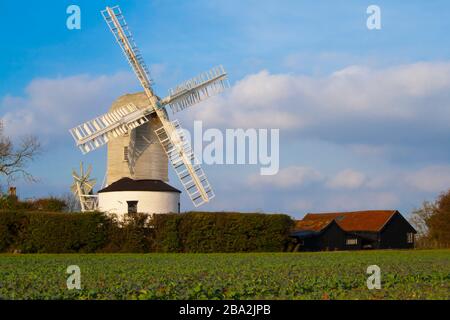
[303,210,398,232]
[294,218,335,232]
[98,177,181,193]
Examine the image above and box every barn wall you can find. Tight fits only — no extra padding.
[379,213,416,249]
[295,222,347,251]
[352,231,379,249]
[300,237,319,251]
[317,223,347,251]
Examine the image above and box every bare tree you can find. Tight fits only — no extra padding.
[0,121,41,183]
[410,201,435,239]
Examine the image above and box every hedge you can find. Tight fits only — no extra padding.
[101,213,154,253]
[0,211,294,253]
[0,211,26,252]
[153,212,294,252]
[0,211,110,253]
[0,196,67,212]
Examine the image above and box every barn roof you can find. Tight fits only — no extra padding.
[294,218,335,232]
[98,177,181,193]
[303,210,398,232]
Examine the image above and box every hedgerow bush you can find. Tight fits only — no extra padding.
[16,211,110,253]
[31,198,67,212]
[153,212,294,252]
[0,211,26,252]
[0,196,33,211]
[0,211,294,253]
[0,196,66,212]
[101,213,153,253]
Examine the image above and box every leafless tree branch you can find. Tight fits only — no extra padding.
[0,121,41,184]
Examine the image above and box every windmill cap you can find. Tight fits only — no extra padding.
[98,177,181,193]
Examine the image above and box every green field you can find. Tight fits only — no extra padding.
[0,250,448,300]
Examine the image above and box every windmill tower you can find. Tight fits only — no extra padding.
[106,92,168,184]
[69,6,228,217]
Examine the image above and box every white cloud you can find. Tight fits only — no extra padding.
[4,64,450,216]
[10,62,446,154]
[185,70,306,129]
[349,144,387,158]
[288,199,314,212]
[0,72,137,139]
[243,163,450,214]
[247,165,323,188]
[364,175,390,189]
[324,192,399,211]
[404,165,450,193]
[326,169,366,189]
[186,62,450,152]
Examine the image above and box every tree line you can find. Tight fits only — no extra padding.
[410,189,450,248]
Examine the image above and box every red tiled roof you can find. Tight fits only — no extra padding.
[303,210,397,232]
[294,217,335,232]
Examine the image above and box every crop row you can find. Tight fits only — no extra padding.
[0,250,448,300]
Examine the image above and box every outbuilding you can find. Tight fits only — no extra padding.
[291,210,416,251]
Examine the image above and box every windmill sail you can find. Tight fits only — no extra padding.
[155,120,214,207]
[69,103,152,154]
[99,5,219,207]
[101,6,153,91]
[163,66,229,114]
[71,162,98,212]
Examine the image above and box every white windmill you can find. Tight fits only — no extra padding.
[69,6,229,216]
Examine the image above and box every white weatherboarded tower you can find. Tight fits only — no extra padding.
[69,6,229,218]
[106,92,168,184]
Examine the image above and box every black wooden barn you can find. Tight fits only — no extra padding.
[291,210,416,251]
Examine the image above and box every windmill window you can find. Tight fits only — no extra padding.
[407,233,414,244]
[123,146,129,162]
[127,201,138,214]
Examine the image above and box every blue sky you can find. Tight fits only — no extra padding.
[1,0,450,218]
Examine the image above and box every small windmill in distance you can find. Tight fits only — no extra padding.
[71,162,97,212]
[69,6,229,216]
